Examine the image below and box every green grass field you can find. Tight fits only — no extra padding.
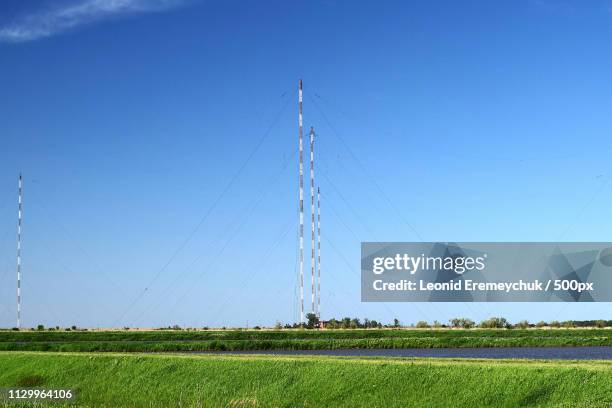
[0,329,610,352]
[0,352,610,407]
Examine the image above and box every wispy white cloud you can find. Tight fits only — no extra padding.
[0,0,186,43]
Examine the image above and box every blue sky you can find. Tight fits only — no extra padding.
[0,0,611,328]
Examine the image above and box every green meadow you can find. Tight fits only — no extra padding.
[0,352,610,407]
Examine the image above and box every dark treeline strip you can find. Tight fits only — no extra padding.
[0,335,610,352]
[0,329,610,343]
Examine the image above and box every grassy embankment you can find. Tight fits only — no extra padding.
[0,329,610,352]
[0,352,610,407]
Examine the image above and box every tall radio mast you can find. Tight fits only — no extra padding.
[298,80,304,325]
[16,173,23,329]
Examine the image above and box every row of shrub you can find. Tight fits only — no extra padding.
[415,317,610,329]
[3,318,609,333]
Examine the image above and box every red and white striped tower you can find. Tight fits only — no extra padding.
[316,186,321,318]
[309,127,316,314]
[16,173,23,329]
[298,80,305,325]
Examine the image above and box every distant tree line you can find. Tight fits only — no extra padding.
[277,315,611,330]
[7,325,84,332]
[9,318,609,331]
[413,317,611,329]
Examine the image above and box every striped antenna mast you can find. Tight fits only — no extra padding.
[298,79,304,325]
[16,173,22,329]
[309,127,315,315]
[316,186,321,318]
